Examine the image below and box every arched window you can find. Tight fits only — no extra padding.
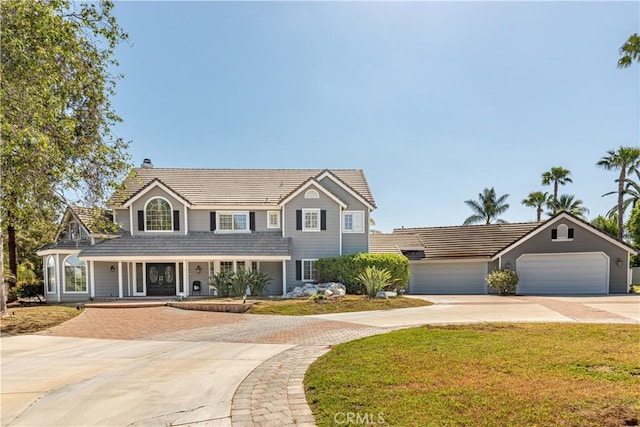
[64,256,87,292]
[46,256,56,293]
[557,224,569,240]
[305,189,319,199]
[145,198,172,231]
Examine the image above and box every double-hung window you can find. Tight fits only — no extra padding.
[267,211,280,228]
[303,209,320,231]
[218,212,249,232]
[302,259,317,282]
[343,211,364,233]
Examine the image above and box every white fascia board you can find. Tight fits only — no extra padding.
[278,179,347,209]
[409,257,491,264]
[316,171,375,211]
[36,249,81,257]
[122,181,192,208]
[192,205,279,210]
[79,255,292,262]
[491,212,638,260]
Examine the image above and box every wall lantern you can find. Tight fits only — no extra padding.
[616,258,623,268]
[195,265,201,274]
[110,265,116,272]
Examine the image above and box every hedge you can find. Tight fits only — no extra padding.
[15,280,45,301]
[315,253,410,294]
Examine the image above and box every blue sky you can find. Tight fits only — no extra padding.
[111,1,639,233]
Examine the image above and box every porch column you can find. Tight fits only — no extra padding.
[183,260,189,297]
[282,260,287,296]
[89,260,95,298]
[118,261,123,298]
[56,254,61,303]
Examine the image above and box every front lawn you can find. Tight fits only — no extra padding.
[248,295,431,316]
[305,324,640,427]
[1,305,82,336]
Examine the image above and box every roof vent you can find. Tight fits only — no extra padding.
[141,158,153,168]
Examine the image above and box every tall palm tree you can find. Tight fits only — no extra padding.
[547,194,589,219]
[597,146,640,240]
[603,169,640,217]
[541,167,573,202]
[522,191,551,222]
[463,187,510,225]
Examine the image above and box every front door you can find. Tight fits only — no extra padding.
[146,263,176,296]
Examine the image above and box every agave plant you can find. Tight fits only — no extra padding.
[356,266,392,297]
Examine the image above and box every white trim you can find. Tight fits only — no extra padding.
[142,262,147,295]
[118,261,123,298]
[143,196,174,232]
[45,256,57,294]
[89,260,95,298]
[55,254,61,303]
[281,206,285,238]
[216,211,250,233]
[267,211,281,229]
[127,263,131,297]
[37,249,81,256]
[339,208,342,255]
[62,255,89,294]
[184,205,188,236]
[122,180,192,208]
[282,260,287,295]
[316,170,376,210]
[515,251,610,294]
[182,261,187,296]
[342,210,365,233]
[492,212,638,260]
[186,205,279,210]
[80,255,291,262]
[279,180,347,209]
[409,257,491,264]
[301,259,318,282]
[304,189,320,199]
[129,206,134,236]
[366,208,371,251]
[302,208,321,232]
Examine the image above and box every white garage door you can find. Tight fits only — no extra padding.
[516,253,609,295]
[409,262,488,294]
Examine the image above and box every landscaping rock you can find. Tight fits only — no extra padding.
[282,282,346,298]
[375,291,397,299]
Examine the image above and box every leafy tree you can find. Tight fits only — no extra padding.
[463,187,510,225]
[0,0,131,311]
[522,191,551,222]
[541,167,572,203]
[591,214,618,239]
[618,33,640,68]
[597,146,640,240]
[628,204,640,246]
[547,194,589,219]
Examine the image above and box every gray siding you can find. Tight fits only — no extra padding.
[114,209,130,233]
[501,220,630,294]
[284,184,341,288]
[259,262,283,296]
[188,261,213,296]
[319,177,370,255]
[189,210,211,232]
[131,187,186,235]
[93,261,119,297]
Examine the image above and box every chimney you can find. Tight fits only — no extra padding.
[141,158,153,168]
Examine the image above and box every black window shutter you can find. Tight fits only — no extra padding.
[296,210,302,230]
[568,228,574,239]
[138,210,144,231]
[173,210,180,231]
[551,229,558,239]
[320,210,327,230]
[296,260,302,280]
[210,212,216,231]
[249,212,256,231]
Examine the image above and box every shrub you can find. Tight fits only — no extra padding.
[208,271,233,297]
[356,266,392,297]
[231,268,252,297]
[15,280,45,302]
[315,253,409,294]
[248,270,271,297]
[485,268,519,295]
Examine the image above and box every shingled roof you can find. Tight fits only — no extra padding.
[68,206,119,235]
[369,233,425,255]
[108,168,375,208]
[391,222,541,259]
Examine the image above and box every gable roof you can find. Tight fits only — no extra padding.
[392,222,541,259]
[66,206,118,236]
[121,178,193,208]
[369,233,425,255]
[108,168,376,208]
[278,177,348,208]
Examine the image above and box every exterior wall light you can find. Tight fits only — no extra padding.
[616,258,624,268]
[110,265,116,272]
[195,265,201,274]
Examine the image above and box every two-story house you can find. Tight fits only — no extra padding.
[37,162,376,302]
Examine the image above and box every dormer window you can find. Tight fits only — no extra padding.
[552,224,574,241]
[305,189,320,199]
[69,221,80,241]
[145,198,172,231]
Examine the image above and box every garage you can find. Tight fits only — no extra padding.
[409,261,488,294]
[516,252,609,295]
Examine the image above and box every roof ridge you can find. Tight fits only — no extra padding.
[394,221,539,232]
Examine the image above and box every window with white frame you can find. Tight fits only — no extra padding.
[218,212,249,232]
[64,255,87,292]
[46,256,56,293]
[303,209,320,231]
[146,197,173,231]
[302,259,317,282]
[267,211,280,228]
[220,261,234,273]
[343,211,364,233]
[305,189,320,199]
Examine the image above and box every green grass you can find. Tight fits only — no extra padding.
[631,284,640,294]
[305,324,640,427]
[1,305,82,336]
[248,295,431,316]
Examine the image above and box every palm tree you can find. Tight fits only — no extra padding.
[541,167,573,202]
[597,146,640,240]
[522,191,551,222]
[603,169,640,217]
[463,187,510,225]
[547,194,589,219]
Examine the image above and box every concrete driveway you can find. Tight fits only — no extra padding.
[1,335,291,426]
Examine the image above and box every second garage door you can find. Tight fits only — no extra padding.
[516,252,609,294]
[409,262,488,294]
